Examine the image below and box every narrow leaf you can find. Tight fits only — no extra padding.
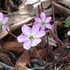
[65,16,70,27]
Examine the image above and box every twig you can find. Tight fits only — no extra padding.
[38,5,41,17]
[34,47,46,68]
[32,66,45,70]
[54,64,64,70]
[6,29,17,38]
[46,31,49,56]
[50,30,64,53]
[0,62,14,70]
[52,1,70,16]
[50,30,63,45]
[51,0,57,35]
[41,3,43,12]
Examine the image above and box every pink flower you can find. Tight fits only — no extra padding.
[67,31,70,35]
[25,0,46,8]
[17,24,45,50]
[35,12,52,30]
[0,12,8,33]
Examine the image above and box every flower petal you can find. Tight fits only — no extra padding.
[21,25,31,37]
[67,31,70,35]
[2,17,9,24]
[31,24,40,35]
[0,13,3,22]
[46,23,52,29]
[35,31,45,38]
[2,25,6,32]
[35,17,42,23]
[40,12,46,20]
[40,26,45,31]
[17,34,28,42]
[46,16,52,23]
[32,39,41,46]
[24,41,31,50]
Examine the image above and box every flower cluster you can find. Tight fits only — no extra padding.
[17,12,52,50]
[0,12,8,33]
[0,11,52,50]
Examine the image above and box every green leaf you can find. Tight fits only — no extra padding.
[65,16,70,27]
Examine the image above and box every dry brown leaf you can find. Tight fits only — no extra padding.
[52,1,70,16]
[2,40,23,53]
[46,37,57,47]
[0,52,14,66]
[14,50,29,70]
[32,49,46,59]
[58,0,70,8]
[0,31,8,39]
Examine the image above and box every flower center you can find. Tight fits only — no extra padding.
[29,35,34,41]
[0,22,2,33]
[41,21,45,25]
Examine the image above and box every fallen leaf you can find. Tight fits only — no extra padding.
[14,50,29,70]
[0,52,14,66]
[46,37,57,47]
[2,40,23,53]
[32,49,46,59]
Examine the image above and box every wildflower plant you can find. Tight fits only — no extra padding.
[17,11,53,50]
[1,1,69,69]
[16,0,53,50]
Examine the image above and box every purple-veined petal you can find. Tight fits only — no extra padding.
[35,17,42,23]
[31,24,40,35]
[32,39,41,46]
[67,31,70,35]
[40,12,46,20]
[25,0,38,4]
[2,25,6,32]
[23,41,31,50]
[33,2,41,8]
[0,13,3,22]
[46,23,52,29]
[2,17,9,24]
[21,25,31,37]
[17,34,28,42]
[35,31,45,38]
[45,16,52,23]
